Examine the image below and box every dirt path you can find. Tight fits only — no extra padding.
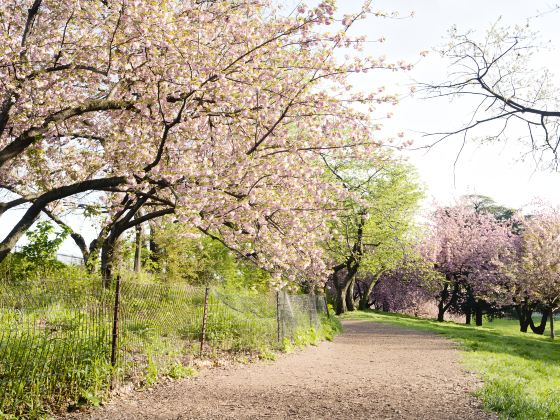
[68,320,495,419]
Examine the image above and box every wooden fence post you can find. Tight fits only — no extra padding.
[200,286,210,355]
[110,275,122,388]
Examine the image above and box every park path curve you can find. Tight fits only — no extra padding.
[67,320,495,420]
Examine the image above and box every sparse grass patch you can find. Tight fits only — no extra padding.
[167,363,197,379]
[342,310,560,420]
[281,315,342,351]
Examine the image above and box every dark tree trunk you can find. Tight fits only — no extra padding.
[101,236,116,288]
[437,298,446,322]
[358,297,369,311]
[550,308,555,339]
[133,223,142,272]
[382,300,389,312]
[437,282,458,322]
[149,238,161,268]
[355,280,365,304]
[529,311,549,335]
[336,280,350,315]
[465,307,471,325]
[516,305,531,333]
[331,267,344,315]
[464,288,476,325]
[358,271,384,311]
[334,264,358,315]
[475,302,483,326]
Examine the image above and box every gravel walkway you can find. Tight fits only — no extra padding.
[66,320,495,419]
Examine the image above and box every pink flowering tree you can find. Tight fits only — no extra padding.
[0,1,410,286]
[367,245,442,315]
[430,203,517,324]
[508,209,560,338]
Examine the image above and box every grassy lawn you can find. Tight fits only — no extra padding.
[341,310,560,420]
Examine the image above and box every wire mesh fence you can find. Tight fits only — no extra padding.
[0,279,113,416]
[0,277,329,417]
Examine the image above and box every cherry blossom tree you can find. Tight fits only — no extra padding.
[357,240,441,314]
[0,1,411,286]
[430,203,516,324]
[371,265,434,316]
[508,209,560,338]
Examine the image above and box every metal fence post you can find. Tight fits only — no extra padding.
[200,286,210,355]
[308,294,314,328]
[324,295,330,319]
[110,275,122,386]
[276,291,281,342]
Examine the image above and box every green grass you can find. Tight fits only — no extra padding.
[282,315,342,353]
[342,310,560,420]
[0,279,336,418]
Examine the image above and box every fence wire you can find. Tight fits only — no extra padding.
[0,278,328,418]
[0,279,112,417]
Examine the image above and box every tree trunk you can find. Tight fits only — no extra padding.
[335,281,349,315]
[0,176,126,264]
[475,302,483,326]
[382,299,389,312]
[358,271,384,311]
[335,264,358,315]
[465,307,471,325]
[358,296,369,311]
[437,298,446,322]
[346,277,356,311]
[550,308,555,339]
[0,211,40,262]
[148,238,161,269]
[101,236,116,288]
[516,305,531,333]
[437,282,457,322]
[133,223,142,272]
[529,311,549,335]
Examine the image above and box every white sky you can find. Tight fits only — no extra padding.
[5,0,560,256]
[334,0,560,210]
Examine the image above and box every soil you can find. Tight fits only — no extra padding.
[65,320,496,420]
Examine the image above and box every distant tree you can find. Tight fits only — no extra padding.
[508,209,560,338]
[151,220,269,290]
[462,195,515,221]
[369,253,441,315]
[325,159,423,314]
[430,204,516,324]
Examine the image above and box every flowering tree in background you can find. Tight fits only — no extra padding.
[508,209,560,338]
[368,250,441,315]
[430,203,516,324]
[0,0,410,286]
